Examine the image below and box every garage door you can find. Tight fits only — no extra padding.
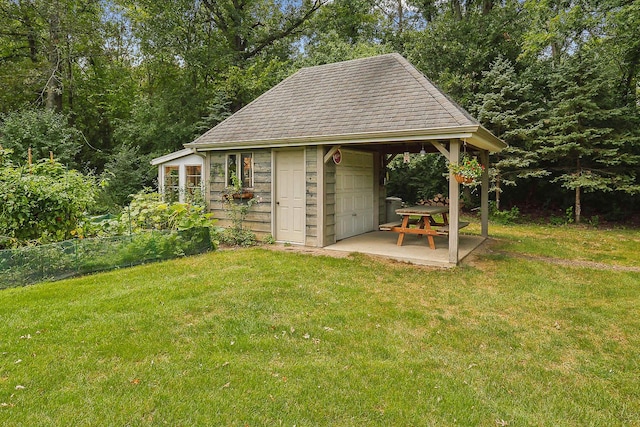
[335,150,375,240]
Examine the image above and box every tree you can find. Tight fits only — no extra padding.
[469,56,543,209]
[98,144,156,209]
[405,1,524,105]
[0,109,83,167]
[386,154,448,205]
[533,52,640,223]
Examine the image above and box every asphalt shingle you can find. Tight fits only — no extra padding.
[192,53,480,145]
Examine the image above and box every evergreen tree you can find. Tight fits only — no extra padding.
[533,52,640,222]
[469,56,544,209]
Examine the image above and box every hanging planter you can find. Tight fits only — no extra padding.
[454,174,474,184]
[448,155,484,186]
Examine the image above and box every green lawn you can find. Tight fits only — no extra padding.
[1,224,639,426]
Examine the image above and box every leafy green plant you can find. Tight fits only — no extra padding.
[565,206,575,224]
[386,153,448,205]
[0,152,98,247]
[262,233,276,244]
[0,228,214,288]
[0,109,83,168]
[448,155,484,183]
[489,202,520,225]
[119,190,216,233]
[221,174,258,246]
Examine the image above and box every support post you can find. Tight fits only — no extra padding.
[317,146,325,247]
[448,139,460,265]
[480,150,489,238]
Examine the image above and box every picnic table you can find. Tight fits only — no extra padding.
[379,205,468,249]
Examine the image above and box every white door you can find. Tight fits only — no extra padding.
[275,150,305,243]
[335,150,375,240]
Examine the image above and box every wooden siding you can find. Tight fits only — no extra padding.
[208,150,272,238]
[305,147,318,247]
[375,152,386,223]
[323,159,337,245]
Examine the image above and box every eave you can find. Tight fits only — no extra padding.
[185,125,506,154]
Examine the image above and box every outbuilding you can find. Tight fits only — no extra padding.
[152,53,505,265]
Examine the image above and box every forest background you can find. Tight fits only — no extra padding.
[1,0,639,224]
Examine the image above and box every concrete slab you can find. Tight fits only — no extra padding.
[324,231,485,267]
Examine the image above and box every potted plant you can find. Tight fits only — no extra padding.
[448,155,484,185]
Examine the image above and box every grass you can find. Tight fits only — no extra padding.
[1,223,639,426]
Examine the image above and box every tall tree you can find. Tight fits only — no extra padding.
[469,56,544,210]
[533,52,640,222]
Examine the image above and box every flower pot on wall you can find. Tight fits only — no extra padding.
[231,191,254,200]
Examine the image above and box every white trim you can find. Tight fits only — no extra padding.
[156,154,205,203]
[151,148,196,166]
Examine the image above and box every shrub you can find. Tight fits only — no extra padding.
[0,151,98,247]
[489,201,520,225]
[121,190,216,232]
[0,109,82,168]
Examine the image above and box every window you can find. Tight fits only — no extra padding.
[164,166,179,202]
[226,153,253,188]
[186,165,202,194]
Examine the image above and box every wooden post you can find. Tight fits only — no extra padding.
[317,146,325,247]
[28,147,32,167]
[480,150,489,238]
[49,151,54,163]
[448,139,460,265]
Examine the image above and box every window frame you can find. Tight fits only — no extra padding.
[185,164,202,194]
[163,165,180,201]
[225,152,254,189]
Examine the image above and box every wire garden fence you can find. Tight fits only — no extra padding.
[0,227,212,289]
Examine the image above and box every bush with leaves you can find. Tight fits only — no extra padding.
[386,153,448,205]
[0,109,83,168]
[219,174,258,247]
[0,150,97,248]
[97,144,156,211]
[112,190,216,234]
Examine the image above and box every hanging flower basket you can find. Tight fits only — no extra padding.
[448,155,484,185]
[454,174,474,184]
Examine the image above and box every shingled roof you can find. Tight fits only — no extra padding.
[186,53,504,152]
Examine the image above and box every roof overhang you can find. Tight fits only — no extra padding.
[184,125,506,153]
[150,148,198,166]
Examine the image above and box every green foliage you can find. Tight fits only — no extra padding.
[262,233,276,245]
[0,0,639,224]
[489,202,520,225]
[386,153,448,205]
[448,155,484,181]
[97,144,156,210]
[119,190,216,233]
[221,174,258,246]
[0,109,83,168]
[0,155,97,247]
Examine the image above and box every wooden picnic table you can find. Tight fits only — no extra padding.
[379,205,467,250]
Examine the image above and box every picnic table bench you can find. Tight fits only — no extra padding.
[379,205,469,249]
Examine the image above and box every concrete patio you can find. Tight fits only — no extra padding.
[324,231,486,267]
